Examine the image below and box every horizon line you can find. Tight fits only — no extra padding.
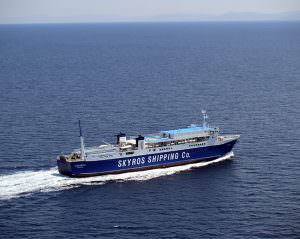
[0,19,300,25]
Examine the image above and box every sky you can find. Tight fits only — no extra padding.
[0,0,300,24]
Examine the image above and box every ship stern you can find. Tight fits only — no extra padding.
[57,155,72,176]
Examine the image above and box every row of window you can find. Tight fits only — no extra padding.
[118,138,208,156]
[147,147,172,152]
[118,151,135,156]
[146,136,209,148]
[189,143,206,147]
[159,147,172,151]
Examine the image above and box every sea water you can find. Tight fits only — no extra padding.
[0,22,299,238]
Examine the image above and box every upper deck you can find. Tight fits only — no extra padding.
[144,124,217,144]
[66,110,224,161]
[161,125,207,135]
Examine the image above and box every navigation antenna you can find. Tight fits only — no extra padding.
[201,110,209,128]
[79,120,86,161]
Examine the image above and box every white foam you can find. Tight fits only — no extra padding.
[0,152,233,200]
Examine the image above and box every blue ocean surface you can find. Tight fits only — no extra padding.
[0,22,299,238]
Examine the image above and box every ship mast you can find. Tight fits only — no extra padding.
[201,110,209,128]
[79,120,86,161]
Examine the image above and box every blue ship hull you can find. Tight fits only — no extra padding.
[57,140,238,177]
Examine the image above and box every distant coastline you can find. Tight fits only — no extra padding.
[0,11,299,25]
[0,20,300,26]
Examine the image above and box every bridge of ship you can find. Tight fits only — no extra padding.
[144,125,212,144]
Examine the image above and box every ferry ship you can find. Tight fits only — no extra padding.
[57,111,240,177]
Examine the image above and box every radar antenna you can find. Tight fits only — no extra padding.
[201,110,209,128]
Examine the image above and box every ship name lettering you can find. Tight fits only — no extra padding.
[182,152,190,159]
[147,152,179,164]
[118,151,185,168]
[117,157,145,168]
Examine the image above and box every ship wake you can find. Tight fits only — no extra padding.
[0,152,233,200]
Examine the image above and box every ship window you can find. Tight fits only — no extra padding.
[126,152,134,155]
